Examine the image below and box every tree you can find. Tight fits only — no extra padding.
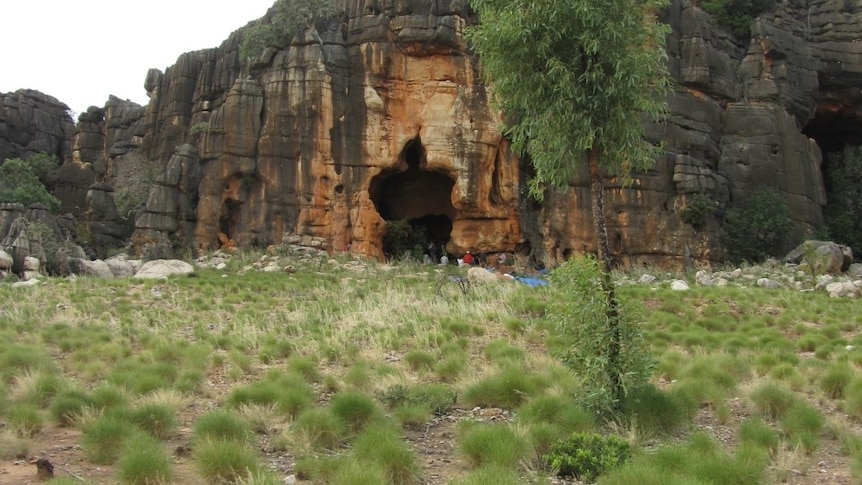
[0,154,60,211]
[239,0,336,62]
[466,0,671,408]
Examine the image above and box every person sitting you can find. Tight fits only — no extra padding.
[462,251,474,266]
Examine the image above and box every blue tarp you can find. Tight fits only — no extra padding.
[513,276,549,287]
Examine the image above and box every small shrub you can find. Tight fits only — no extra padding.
[117,434,173,485]
[699,0,776,38]
[679,192,715,229]
[822,136,862,257]
[238,0,335,62]
[549,255,652,414]
[721,186,793,263]
[458,423,530,469]
[543,432,631,481]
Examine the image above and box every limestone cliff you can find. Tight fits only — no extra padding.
[4,0,862,267]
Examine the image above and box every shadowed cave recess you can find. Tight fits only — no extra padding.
[369,138,456,257]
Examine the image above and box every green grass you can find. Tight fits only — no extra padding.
[457,422,530,469]
[116,434,173,484]
[3,250,862,483]
[192,410,252,446]
[194,438,263,484]
[80,414,141,464]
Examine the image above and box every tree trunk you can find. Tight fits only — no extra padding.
[588,147,623,407]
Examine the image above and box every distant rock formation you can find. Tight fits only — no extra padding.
[3,0,862,268]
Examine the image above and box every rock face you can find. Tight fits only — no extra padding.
[0,90,73,165]
[4,0,862,267]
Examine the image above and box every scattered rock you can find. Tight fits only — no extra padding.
[671,280,690,291]
[133,259,195,279]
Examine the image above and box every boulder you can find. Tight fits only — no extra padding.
[104,255,138,278]
[133,259,195,279]
[0,249,12,271]
[467,266,501,284]
[67,258,114,278]
[784,240,850,273]
[670,280,690,291]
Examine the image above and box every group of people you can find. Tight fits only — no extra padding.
[425,243,510,269]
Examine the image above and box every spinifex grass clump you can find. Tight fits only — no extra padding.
[291,408,347,451]
[330,390,384,435]
[820,363,854,399]
[458,422,530,469]
[192,410,253,446]
[194,438,264,484]
[49,388,95,426]
[450,465,523,485]
[128,402,177,439]
[80,414,142,464]
[351,423,420,485]
[462,365,547,409]
[227,371,314,418]
[116,433,173,485]
[7,403,44,438]
[780,402,825,454]
[748,381,798,420]
[738,418,780,456]
[9,370,66,407]
[620,384,691,438]
[0,345,57,384]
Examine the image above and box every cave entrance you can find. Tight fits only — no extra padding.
[369,138,456,258]
[801,100,862,205]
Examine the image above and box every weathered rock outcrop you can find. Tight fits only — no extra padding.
[4,0,862,267]
[0,90,73,165]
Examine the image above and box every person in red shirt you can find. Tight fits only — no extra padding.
[462,251,474,266]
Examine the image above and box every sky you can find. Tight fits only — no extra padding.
[0,0,276,116]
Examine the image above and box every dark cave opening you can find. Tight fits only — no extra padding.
[369,138,457,256]
[802,105,862,193]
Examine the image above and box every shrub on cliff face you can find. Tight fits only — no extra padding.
[698,0,776,38]
[823,145,862,258]
[0,154,60,211]
[239,0,336,62]
[721,187,793,263]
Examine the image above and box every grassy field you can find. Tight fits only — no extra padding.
[1,249,861,484]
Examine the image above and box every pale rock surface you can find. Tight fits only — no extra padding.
[134,259,195,279]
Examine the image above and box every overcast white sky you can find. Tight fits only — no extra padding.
[0,0,275,116]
